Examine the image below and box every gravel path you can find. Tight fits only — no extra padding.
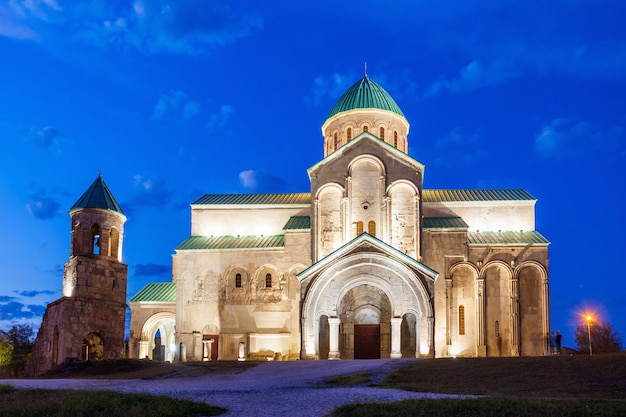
[4,359,468,416]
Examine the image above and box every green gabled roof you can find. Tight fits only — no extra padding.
[283,216,311,230]
[467,231,549,245]
[129,282,176,303]
[176,235,285,250]
[327,76,406,120]
[423,189,535,203]
[70,175,125,215]
[192,193,310,205]
[423,217,469,229]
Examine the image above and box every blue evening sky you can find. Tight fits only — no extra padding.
[1,1,625,348]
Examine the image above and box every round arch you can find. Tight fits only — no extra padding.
[140,312,176,361]
[301,253,433,358]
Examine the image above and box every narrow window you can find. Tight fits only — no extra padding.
[495,321,500,337]
[394,131,398,148]
[356,221,364,235]
[459,305,465,335]
[265,273,272,288]
[347,128,352,141]
[334,132,338,150]
[394,137,398,148]
[90,224,101,255]
[368,221,376,236]
[235,273,242,288]
[363,125,368,132]
[379,127,385,140]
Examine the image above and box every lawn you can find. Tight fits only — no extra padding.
[330,354,626,417]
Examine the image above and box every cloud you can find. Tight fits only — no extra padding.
[534,118,624,159]
[134,263,170,277]
[0,295,16,303]
[206,104,234,132]
[426,59,519,97]
[122,174,176,214]
[430,127,489,167]
[80,0,263,54]
[152,90,200,120]
[15,290,55,298]
[239,170,287,193]
[0,300,46,320]
[26,189,61,219]
[305,73,352,107]
[26,125,64,152]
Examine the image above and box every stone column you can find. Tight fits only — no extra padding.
[139,341,149,359]
[390,317,402,358]
[476,279,486,357]
[328,317,341,359]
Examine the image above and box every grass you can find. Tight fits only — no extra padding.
[330,354,626,417]
[326,371,372,386]
[38,358,258,379]
[0,385,226,417]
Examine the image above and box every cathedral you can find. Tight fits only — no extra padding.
[128,75,550,361]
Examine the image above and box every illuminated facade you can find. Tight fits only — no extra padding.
[129,76,550,360]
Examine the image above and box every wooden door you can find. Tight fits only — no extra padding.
[354,324,380,359]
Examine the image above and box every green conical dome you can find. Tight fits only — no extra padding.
[327,76,405,120]
[70,175,125,215]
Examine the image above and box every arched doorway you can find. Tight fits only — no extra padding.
[299,246,436,360]
[338,284,391,359]
[140,313,176,361]
[82,333,104,360]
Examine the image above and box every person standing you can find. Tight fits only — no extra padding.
[555,330,562,355]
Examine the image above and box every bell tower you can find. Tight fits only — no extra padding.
[29,175,128,375]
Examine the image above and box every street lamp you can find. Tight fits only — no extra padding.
[586,314,593,356]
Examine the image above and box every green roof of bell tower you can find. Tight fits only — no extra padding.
[327,75,406,120]
[70,175,125,215]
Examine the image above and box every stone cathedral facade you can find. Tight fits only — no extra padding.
[129,76,550,361]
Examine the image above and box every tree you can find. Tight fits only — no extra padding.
[0,331,13,365]
[575,320,622,354]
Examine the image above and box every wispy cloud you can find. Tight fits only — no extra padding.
[305,73,352,107]
[206,104,234,132]
[122,174,176,214]
[425,59,519,97]
[152,90,201,120]
[534,118,624,159]
[15,290,55,298]
[239,169,287,193]
[430,128,489,167]
[26,188,61,219]
[0,300,46,320]
[83,0,263,54]
[26,125,64,152]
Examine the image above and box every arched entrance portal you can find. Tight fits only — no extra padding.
[140,312,176,361]
[338,284,391,359]
[299,246,436,360]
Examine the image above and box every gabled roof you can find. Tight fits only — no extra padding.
[423,217,469,230]
[70,175,125,215]
[298,232,438,280]
[283,216,311,230]
[176,235,284,251]
[308,131,424,177]
[192,193,310,206]
[468,231,549,245]
[327,76,406,120]
[423,189,535,202]
[129,282,176,303]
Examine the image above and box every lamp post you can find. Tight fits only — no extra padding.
[586,314,593,356]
